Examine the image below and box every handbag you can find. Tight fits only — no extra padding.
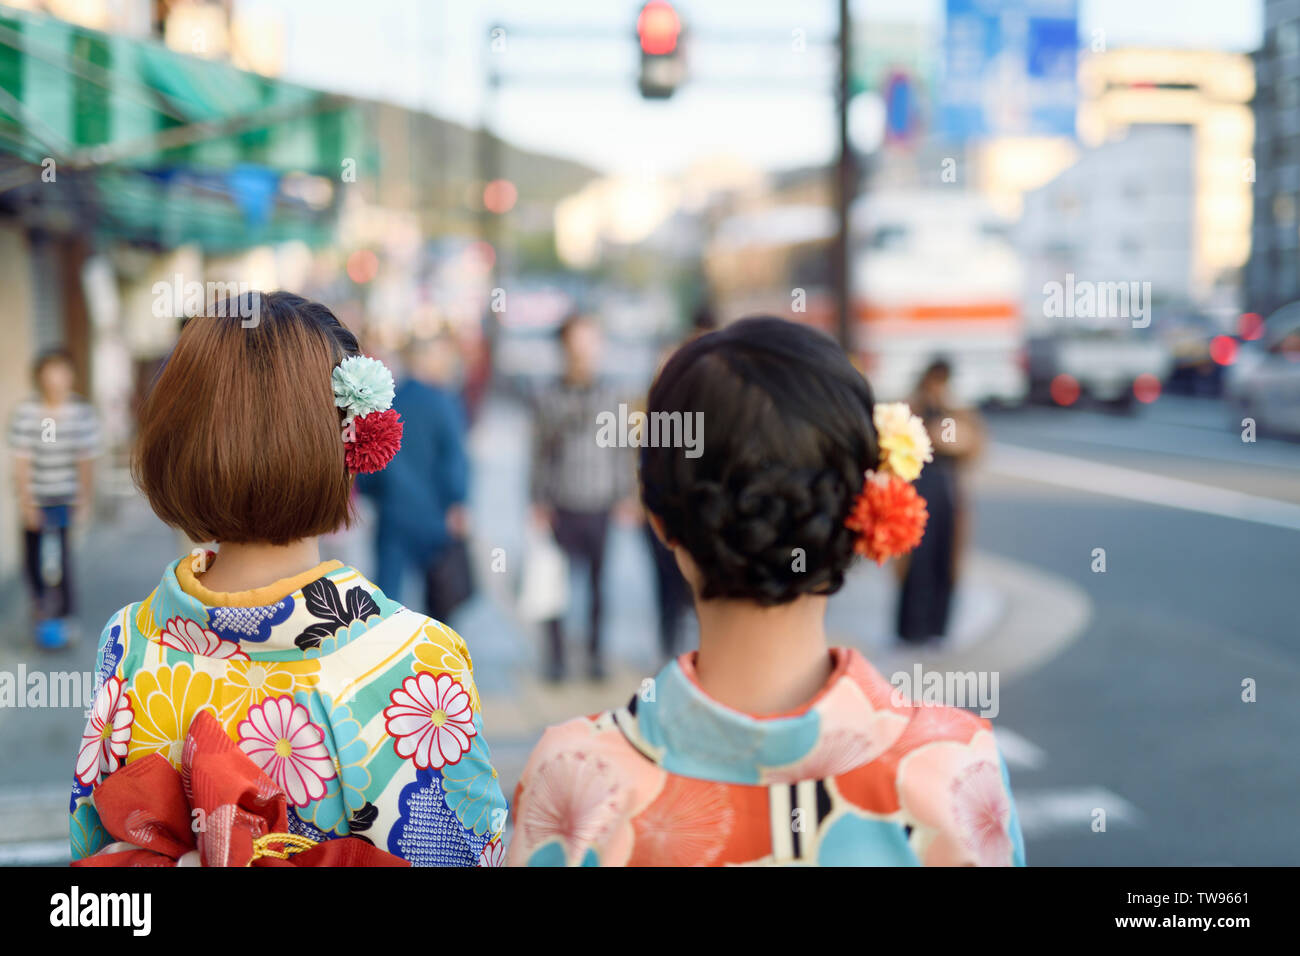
[517,525,569,623]
[425,536,475,622]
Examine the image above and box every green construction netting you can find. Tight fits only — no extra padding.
[0,8,372,249]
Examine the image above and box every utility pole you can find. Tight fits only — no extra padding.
[478,26,503,385]
[479,28,502,292]
[832,0,856,352]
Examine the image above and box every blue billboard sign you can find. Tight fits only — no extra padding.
[939,0,1078,140]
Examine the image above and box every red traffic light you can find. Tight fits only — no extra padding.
[638,1,680,56]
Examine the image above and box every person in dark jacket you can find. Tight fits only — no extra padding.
[358,333,469,621]
[896,358,984,645]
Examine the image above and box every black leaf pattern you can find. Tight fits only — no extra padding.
[349,802,378,833]
[302,576,351,627]
[293,621,336,651]
[346,586,380,623]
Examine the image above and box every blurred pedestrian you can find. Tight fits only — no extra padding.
[529,312,635,681]
[357,329,472,622]
[71,293,505,866]
[7,348,100,650]
[507,317,1023,866]
[896,358,985,646]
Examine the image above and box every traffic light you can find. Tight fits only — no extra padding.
[637,1,684,99]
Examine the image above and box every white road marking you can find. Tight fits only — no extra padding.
[1013,786,1143,838]
[994,726,1047,770]
[0,784,69,859]
[0,839,70,866]
[987,442,1300,532]
[0,783,67,809]
[993,729,1142,840]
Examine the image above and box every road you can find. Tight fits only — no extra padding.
[974,395,1299,864]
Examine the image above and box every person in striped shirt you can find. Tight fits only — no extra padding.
[7,348,100,645]
[528,313,638,682]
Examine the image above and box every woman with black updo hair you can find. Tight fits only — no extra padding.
[507,317,1024,866]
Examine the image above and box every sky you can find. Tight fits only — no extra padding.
[237,0,1265,175]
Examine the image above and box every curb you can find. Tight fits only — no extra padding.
[865,551,1093,686]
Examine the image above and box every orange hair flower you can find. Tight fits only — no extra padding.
[844,471,929,565]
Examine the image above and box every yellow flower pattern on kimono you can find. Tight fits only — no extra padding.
[412,622,480,712]
[126,663,216,768]
[134,589,161,639]
[217,658,321,724]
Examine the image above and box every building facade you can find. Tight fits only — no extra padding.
[1246,0,1300,317]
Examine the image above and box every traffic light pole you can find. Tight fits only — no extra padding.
[479,49,502,290]
[832,0,856,353]
[479,14,850,345]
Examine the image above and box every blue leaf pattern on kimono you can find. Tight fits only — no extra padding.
[388,768,483,867]
[207,596,294,644]
[439,732,508,838]
[96,624,124,686]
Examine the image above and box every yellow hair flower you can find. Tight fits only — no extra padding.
[873,402,933,482]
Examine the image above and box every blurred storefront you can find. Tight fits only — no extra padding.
[0,4,370,580]
[0,4,602,584]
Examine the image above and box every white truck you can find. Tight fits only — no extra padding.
[705,191,1030,406]
[850,191,1028,406]
[1025,328,1173,408]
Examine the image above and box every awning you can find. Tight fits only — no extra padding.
[0,8,371,250]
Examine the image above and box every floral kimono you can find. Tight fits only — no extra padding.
[70,556,507,867]
[507,647,1025,866]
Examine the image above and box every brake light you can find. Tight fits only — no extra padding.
[1133,373,1161,404]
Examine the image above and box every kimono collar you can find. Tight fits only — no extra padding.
[174,556,344,607]
[614,647,864,786]
[142,555,401,661]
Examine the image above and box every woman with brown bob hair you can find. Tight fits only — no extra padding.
[69,291,507,867]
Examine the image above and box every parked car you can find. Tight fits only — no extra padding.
[1224,302,1300,436]
[1157,310,1228,395]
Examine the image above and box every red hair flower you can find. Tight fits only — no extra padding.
[344,408,403,474]
[845,471,928,565]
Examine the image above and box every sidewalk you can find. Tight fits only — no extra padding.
[0,490,179,671]
[0,487,181,864]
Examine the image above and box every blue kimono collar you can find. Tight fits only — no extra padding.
[612,648,860,786]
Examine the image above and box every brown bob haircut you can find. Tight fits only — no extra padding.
[133,291,360,545]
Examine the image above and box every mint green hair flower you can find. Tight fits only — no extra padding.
[332,355,395,418]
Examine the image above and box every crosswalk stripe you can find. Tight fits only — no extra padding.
[994,726,1048,770]
[0,783,67,807]
[992,729,1143,840]
[0,839,70,866]
[1013,787,1142,838]
[0,783,68,852]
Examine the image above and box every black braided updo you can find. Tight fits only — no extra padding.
[640,316,880,606]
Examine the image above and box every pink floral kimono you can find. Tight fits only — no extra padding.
[507,647,1025,866]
